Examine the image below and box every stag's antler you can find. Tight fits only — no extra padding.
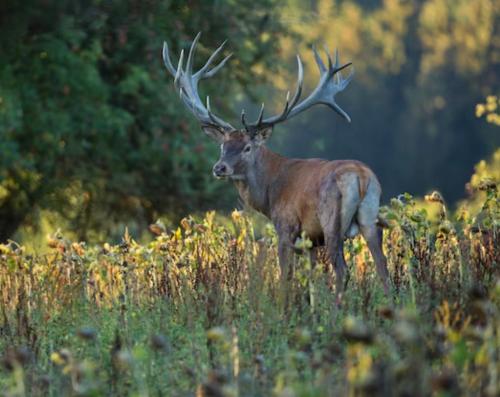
[241,46,353,134]
[163,34,353,136]
[162,32,235,132]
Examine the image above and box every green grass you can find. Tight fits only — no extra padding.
[0,190,498,396]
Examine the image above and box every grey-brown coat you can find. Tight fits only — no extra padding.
[162,33,390,300]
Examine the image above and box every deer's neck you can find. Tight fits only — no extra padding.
[233,146,286,217]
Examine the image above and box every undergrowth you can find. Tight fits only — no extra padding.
[0,186,498,396]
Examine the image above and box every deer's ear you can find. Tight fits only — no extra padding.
[202,126,225,143]
[253,127,273,145]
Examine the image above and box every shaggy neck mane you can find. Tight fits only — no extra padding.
[233,146,287,217]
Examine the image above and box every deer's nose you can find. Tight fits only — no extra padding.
[213,162,230,177]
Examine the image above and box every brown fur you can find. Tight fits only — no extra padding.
[213,133,390,300]
[251,151,376,241]
[164,34,387,301]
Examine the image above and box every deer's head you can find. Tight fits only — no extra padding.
[162,33,353,180]
[204,129,271,179]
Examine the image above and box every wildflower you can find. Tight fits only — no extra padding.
[293,327,312,349]
[475,103,485,117]
[468,285,487,301]
[231,210,243,222]
[76,327,97,341]
[431,368,458,393]
[378,306,394,320]
[390,197,404,209]
[180,217,192,232]
[477,179,497,191]
[37,375,51,389]
[486,113,500,125]
[294,234,313,250]
[394,316,419,344]
[113,350,133,371]
[409,212,425,223]
[150,334,169,352]
[194,224,207,233]
[342,316,373,344]
[1,347,32,371]
[197,369,232,397]
[71,242,85,256]
[438,221,452,235]
[207,369,228,385]
[207,326,227,342]
[254,354,267,377]
[424,191,444,203]
[149,220,166,236]
[485,95,497,111]
[51,349,71,366]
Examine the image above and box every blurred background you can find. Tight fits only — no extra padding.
[0,0,498,245]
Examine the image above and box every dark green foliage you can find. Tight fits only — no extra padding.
[0,0,286,241]
[0,0,498,243]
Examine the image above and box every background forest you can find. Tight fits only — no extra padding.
[0,0,499,244]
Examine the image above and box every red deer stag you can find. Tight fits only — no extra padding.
[162,33,390,300]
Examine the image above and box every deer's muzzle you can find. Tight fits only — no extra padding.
[213,162,232,178]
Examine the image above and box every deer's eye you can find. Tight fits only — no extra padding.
[243,145,251,153]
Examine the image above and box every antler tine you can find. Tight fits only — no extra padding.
[266,91,289,125]
[241,109,249,131]
[344,67,355,86]
[332,61,352,75]
[282,91,290,115]
[289,55,304,109]
[332,61,352,88]
[186,32,201,76]
[206,95,212,116]
[203,53,233,79]
[256,92,287,131]
[162,41,177,75]
[163,34,235,132]
[312,46,327,74]
[324,45,333,71]
[205,95,235,126]
[195,40,227,79]
[243,55,304,132]
[165,35,353,134]
[243,46,352,130]
[174,49,184,87]
[205,96,217,123]
[256,103,265,124]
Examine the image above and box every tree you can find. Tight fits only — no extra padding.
[0,0,287,241]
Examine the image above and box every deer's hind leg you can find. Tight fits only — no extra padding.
[357,183,390,295]
[319,178,355,303]
[359,223,390,295]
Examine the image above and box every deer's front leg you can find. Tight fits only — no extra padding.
[278,237,294,282]
[275,221,298,282]
[275,223,298,316]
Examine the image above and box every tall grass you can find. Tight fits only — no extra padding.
[0,187,498,396]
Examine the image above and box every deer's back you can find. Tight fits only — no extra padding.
[270,158,380,241]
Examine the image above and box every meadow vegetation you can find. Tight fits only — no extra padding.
[0,161,498,396]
